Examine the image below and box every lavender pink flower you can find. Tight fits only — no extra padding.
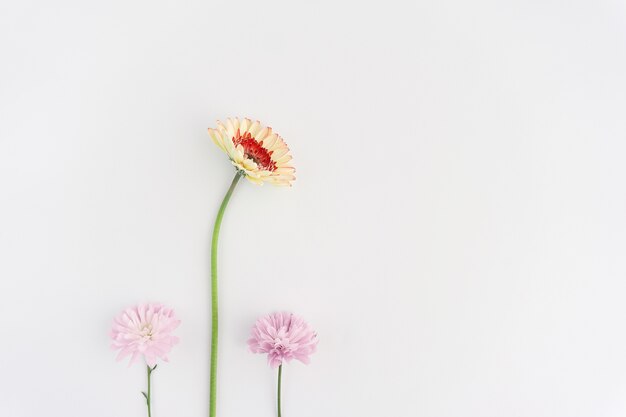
[110,303,180,367]
[248,312,318,368]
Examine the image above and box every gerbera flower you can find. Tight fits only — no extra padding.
[208,117,295,186]
[248,312,318,368]
[207,118,296,417]
[110,303,180,367]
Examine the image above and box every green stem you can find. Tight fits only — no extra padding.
[144,365,156,417]
[210,171,243,417]
[277,364,282,417]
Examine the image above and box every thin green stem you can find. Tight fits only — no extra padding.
[210,171,243,417]
[277,364,282,417]
[143,365,156,417]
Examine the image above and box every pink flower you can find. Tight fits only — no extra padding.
[110,303,180,367]
[248,312,318,368]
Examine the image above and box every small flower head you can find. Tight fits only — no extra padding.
[110,303,180,367]
[248,312,318,368]
[208,117,295,186]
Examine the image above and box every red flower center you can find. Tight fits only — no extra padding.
[232,130,277,171]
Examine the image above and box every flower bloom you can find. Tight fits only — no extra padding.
[208,117,295,186]
[110,303,180,367]
[248,312,318,368]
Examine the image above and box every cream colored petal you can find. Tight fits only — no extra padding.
[225,118,236,137]
[234,144,246,162]
[269,169,295,179]
[248,120,261,136]
[208,128,226,152]
[271,172,295,180]
[271,146,289,159]
[216,122,228,137]
[245,175,264,185]
[275,154,292,164]
[255,127,269,142]
[217,121,236,144]
[239,118,249,133]
[267,134,287,151]
[266,176,292,186]
[231,160,245,171]
[274,166,295,174]
[221,132,239,160]
[213,129,240,162]
[218,119,227,136]
[241,158,259,173]
[263,133,278,150]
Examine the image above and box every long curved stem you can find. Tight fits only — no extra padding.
[277,364,282,417]
[210,171,243,417]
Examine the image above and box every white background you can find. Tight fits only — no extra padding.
[1,1,626,416]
